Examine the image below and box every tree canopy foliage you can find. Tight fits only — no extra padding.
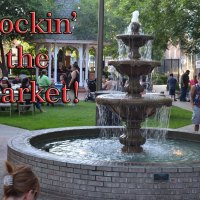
[139,0,200,58]
[74,0,200,60]
[73,0,98,40]
[0,0,54,75]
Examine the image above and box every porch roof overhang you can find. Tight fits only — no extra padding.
[31,39,98,46]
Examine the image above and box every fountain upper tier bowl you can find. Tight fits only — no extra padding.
[108,60,160,76]
[116,34,154,48]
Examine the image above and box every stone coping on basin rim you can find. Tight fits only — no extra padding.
[7,126,200,170]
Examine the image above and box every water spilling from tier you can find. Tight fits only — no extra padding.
[96,11,172,153]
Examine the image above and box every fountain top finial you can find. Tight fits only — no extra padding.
[130,11,140,35]
[131,10,139,23]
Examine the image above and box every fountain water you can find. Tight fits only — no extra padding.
[96,11,172,153]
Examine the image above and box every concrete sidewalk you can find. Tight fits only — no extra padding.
[0,125,65,199]
[0,125,28,198]
[153,84,192,112]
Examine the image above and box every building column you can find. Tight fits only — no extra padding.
[85,45,89,83]
[47,44,52,80]
[35,45,40,79]
[54,44,58,83]
[78,45,83,87]
[95,47,98,78]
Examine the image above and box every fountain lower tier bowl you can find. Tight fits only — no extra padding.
[7,127,200,199]
[108,60,160,76]
[96,93,172,120]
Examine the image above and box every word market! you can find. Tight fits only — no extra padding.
[0,81,79,104]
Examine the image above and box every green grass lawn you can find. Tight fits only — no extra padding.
[0,101,96,130]
[145,106,192,129]
[0,102,192,130]
[169,106,192,128]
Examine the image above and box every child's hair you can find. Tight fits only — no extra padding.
[3,161,40,199]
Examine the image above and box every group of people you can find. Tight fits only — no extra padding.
[167,70,194,102]
[167,70,187,102]
[37,61,79,105]
[0,61,80,110]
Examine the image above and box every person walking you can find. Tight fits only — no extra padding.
[191,72,200,132]
[180,70,190,101]
[167,73,177,101]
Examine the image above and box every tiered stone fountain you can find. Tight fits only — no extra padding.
[96,17,172,153]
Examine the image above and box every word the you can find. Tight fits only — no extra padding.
[6,45,48,69]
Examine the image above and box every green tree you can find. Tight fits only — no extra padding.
[0,0,54,76]
[72,0,200,60]
[73,0,128,58]
[104,0,130,58]
[139,0,200,58]
[73,0,98,40]
[105,0,200,59]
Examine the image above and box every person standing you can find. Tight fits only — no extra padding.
[189,75,198,87]
[180,70,190,101]
[191,72,200,132]
[167,73,177,101]
[68,62,79,105]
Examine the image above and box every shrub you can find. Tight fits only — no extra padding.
[12,68,31,76]
[152,73,168,85]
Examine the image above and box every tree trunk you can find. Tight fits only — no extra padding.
[0,36,8,77]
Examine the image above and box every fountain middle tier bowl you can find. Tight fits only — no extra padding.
[96,93,172,107]
[96,93,172,119]
[108,60,160,76]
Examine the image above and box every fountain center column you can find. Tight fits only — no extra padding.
[124,76,144,97]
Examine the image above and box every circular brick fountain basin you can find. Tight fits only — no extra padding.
[7,127,200,200]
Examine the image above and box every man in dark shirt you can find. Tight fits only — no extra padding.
[180,70,190,101]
